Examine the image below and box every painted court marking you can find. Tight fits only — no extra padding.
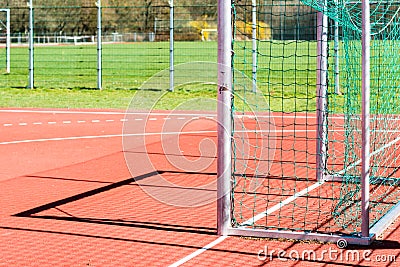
[168,236,229,267]
[241,181,324,225]
[0,130,218,145]
[168,181,326,266]
[2,108,400,266]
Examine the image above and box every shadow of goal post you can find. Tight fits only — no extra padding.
[216,0,400,246]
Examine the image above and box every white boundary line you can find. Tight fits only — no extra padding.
[1,110,400,122]
[0,130,218,145]
[241,181,324,225]
[168,181,326,267]
[0,109,319,119]
[168,236,228,267]
[0,109,345,119]
[3,129,400,145]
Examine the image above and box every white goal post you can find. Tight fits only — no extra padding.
[0,8,10,73]
[201,28,217,41]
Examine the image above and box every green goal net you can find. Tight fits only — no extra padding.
[303,0,400,233]
[220,0,400,244]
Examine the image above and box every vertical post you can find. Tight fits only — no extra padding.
[334,20,340,94]
[217,0,232,236]
[4,9,10,73]
[334,0,340,95]
[251,0,257,93]
[154,17,158,37]
[361,0,371,238]
[169,0,174,92]
[28,0,34,89]
[316,11,328,182]
[97,0,102,90]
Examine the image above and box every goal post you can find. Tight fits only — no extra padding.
[217,0,400,245]
[216,0,233,236]
[0,8,10,74]
[200,28,217,41]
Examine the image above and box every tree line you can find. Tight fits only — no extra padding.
[1,0,316,40]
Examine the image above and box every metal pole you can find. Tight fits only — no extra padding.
[334,19,340,94]
[3,9,10,73]
[251,0,257,93]
[28,0,34,88]
[361,0,371,238]
[154,17,158,37]
[169,0,174,92]
[97,0,102,90]
[217,0,232,236]
[334,0,340,95]
[316,11,328,182]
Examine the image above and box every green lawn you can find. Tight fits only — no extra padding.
[0,40,347,112]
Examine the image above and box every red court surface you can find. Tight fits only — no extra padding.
[1,108,400,267]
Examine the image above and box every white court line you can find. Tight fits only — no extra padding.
[241,181,324,226]
[0,109,128,115]
[331,135,400,177]
[168,236,228,267]
[0,109,215,117]
[1,109,400,122]
[0,130,218,145]
[91,120,100,123]
[0,128,327,145]
[168,177,325,267]
[19,123,27,126]
[63,121,71,124]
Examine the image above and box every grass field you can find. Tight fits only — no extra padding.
[0,40,347,111]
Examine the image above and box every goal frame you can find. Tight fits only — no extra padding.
[216,0,400,246]
[200,28,217,41]
[0,8,10,73]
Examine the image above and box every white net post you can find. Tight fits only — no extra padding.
[361,0,371,238]
[251,0,257,93]
[0,9,10,73]
[316,10,329,182]
[333,3,340,95]
[28,0,34,89]
[169,0,174,92]
[217,0,233,236]
[97,0,102,90]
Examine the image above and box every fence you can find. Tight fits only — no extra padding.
[0,0,319,90]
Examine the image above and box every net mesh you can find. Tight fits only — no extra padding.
[314,0,400,231]
[231,0,400,236]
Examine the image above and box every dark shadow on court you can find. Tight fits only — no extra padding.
[14,170,216,235]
